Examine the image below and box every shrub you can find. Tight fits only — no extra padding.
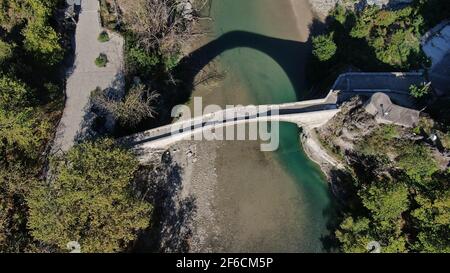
[440,132,450,150]
[92,84,159,127]
[126,44,159,73]
[409,83,431,99]
[358,124,399,156]
[95,53,108,67]
[98,31,110,43]
[312,33,337,62]
[162,53,180,71]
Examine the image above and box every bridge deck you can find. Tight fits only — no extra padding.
[122,96,338,149]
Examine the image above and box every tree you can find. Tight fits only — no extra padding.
[0,75,29,111]
[22,21,64,66]
[119,0,189,56]
[350,6,378,38]
[412,190,450,253]
[0,0,63,66]
[0,40,13,64]
[0,109,44,155]
[335,216,374,253]
[312,33,337,62]
[336,179,410,253]
[0,164,35,252]
[27,139,152,253]
[93,84,159,127]
[397,143,439,186]
[359,183,409,227]
[126,42,159,73]
[0,0,66,253]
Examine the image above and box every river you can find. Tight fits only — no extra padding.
[189,0,333,252]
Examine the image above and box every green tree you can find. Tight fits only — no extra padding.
[312,33,337,62]
[22,21,63,66]
[0,0,65,253]
[335,216,374,253]
[358,124,399,156]
[350,6,378,38]
[359,182,409,231]
[0,109,43,154]
[412,191,450,252]
[0,75,29,110]
[27,139,151,253]
[0,40,13,64]
[397,143,439,185]
[0,164,35,252]
[126,44,159,73]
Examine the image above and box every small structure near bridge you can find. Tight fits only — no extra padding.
[364,92,420,128]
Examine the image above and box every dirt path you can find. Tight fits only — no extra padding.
[52,0,124,152]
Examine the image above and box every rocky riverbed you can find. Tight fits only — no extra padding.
[308,0,413,18]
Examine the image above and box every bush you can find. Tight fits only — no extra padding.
[440,132,450,150]
[409,83,431,99]
[163,53,180,71]
[92,84,159,128]
[126,43,159,73]
[312,33,337,62]
[98,31,110,43]
[95,53,108,67]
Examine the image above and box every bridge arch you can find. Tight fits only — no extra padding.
[176,31,310,101]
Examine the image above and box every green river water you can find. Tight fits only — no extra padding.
[195,0,334,252]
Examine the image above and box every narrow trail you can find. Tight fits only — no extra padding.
[52,0,124,153]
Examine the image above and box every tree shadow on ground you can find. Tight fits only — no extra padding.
[130,152,197,253]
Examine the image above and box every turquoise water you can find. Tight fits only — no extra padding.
[206,0,333,251]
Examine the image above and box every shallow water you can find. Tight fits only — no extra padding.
[192,0,333,252]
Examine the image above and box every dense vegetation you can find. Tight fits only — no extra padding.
[320,103,449,252]
[28,139,151,252]
[337,126,449,252]
[0,0,66,252]
[0,0,154,253]
[309,0,450,83]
